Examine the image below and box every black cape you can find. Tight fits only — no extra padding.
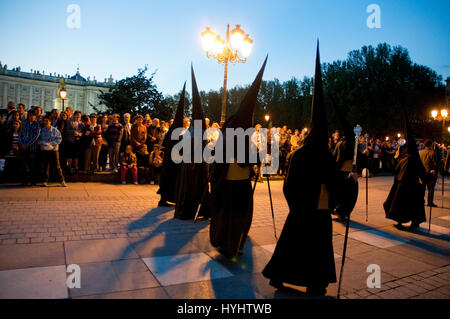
[157,84,186,205]
[383,153,426,224]
[174,67,210,220]
[262,144,348,287]
[209,57,268,257]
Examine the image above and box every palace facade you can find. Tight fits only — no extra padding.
[0,62,115,114]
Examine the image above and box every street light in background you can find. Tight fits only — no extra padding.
[58,77,67,111]
[431,107,448,142]
[265,114,270,123]
[431,107,449,208]
[201,24,253,125]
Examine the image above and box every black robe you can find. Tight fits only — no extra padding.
[209,162,254,258]
[383,154,426,224]
[262,144,347,288]
[174,161,209,220]
[157,130,180,204]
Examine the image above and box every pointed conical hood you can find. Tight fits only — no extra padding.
[303,41,328,150]
[172,82,186,129]
[191,65,206,124]
[223,55,268,130]
[162,82,186,150]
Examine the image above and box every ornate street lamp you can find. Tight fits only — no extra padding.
[201,24,253,125]
[431,107,449,208]
[58,78,68,111]
[431,108,448,142]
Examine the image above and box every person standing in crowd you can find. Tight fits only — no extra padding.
[419,139,439,207]
[34,106,43,122]
[384,112,426,230]
[64,111,82,172]
[137,144,151,184]
[49,109,59,127]
[77,114,90,173]
[38,116,66,187]
[209,57,267,259]
[121,113,132,153]
[19,110,41,186]
[278,126,290,176]
[357,134,370,175]
[17,103,27,122]
[84,114,103,172]
[4,120,22,178]
[159,121,169,145]
[263,45,356,296]
[120,145,138,185]
[105,114,123,173]
[149,144,164,185]
[65,107,73,121]
[6,120,21,156]
[144,114,152,127]
[290,129,301,152]
[6,111,21,133]
[146,118,161,151]
[383,140,396,172]
[98,114,109,172]
[131,115,147,152]
[56,111,69,170]
[5,101,16,123]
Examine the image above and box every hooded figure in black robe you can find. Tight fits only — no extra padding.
[209,57,267,259]
[157,83,186,207]
[329,95,359,221]
[262,42,355,296]
[383,110,426,230]
[174,67,209,220]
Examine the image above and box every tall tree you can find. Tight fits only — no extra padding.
[97,66,171,119]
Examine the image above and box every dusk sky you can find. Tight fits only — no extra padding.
[0,0,449,95]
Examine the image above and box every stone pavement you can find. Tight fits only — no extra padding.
[0,176,448,299]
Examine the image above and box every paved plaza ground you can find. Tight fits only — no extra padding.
[0,176,449,299]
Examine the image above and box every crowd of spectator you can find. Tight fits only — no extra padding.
[0,101,448,186]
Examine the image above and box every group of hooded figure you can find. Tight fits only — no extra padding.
[155,41,430,297]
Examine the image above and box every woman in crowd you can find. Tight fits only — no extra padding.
[149,144,164,185]
[98,114,109,172]
[84,114,103,172]
[131,115,147,152]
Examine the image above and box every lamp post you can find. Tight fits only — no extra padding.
[58,77,67,111]
[431,108,448,141]
[59,88,67,111]
[431,108,449,208]
[201,24,253,126]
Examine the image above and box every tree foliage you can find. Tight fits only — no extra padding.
[98,66,171,119]
[164,43,445,137]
